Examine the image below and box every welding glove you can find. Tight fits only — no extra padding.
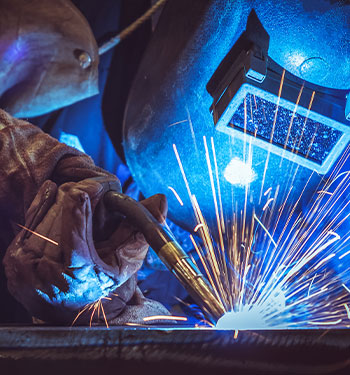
[0,109,169,325]
[3,176,169,325]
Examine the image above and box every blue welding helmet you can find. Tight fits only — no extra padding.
[123,0,350,235]
[207,10,350,177]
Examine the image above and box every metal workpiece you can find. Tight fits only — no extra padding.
[104,191,225,324]
[1,326,350,374]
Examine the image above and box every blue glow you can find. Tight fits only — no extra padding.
[59,131,86,153]
[36,289,51,303]
[223,158,256,186]
[3,41,29,63]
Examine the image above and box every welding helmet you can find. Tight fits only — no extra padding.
[122,0,350,236]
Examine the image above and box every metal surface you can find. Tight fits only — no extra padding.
[0,326,350,374]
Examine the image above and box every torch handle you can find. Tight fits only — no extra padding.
[103,191,225,324]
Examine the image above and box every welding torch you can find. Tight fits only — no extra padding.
[104,191,225,325]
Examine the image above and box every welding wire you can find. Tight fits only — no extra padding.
[99,0,167,55]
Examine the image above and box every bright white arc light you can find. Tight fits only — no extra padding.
[216,288,287,330]
[216,308,268,330]
[223,158,256,186]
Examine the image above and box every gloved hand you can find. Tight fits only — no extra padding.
[3,176,168,325]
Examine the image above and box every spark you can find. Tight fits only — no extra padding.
[168,119,188,127]
[190,234,223,304]
[270,69,286,144]
[253,213,277,247]
[263,198,274,211]
[308,319,342,325]
[185,106,199,155]
[343,284,350,294]
[211,137,226,234]
[72,296,111,328]
[16,223,58,246]
[284,84,304,150]
[100,300,109,328]
[168,186,184,206]
[344,304,350,319]
[259,70,286,203]
[292,90,316,155]
[317,191,333,196]
[194,224,204,232]
[167,86,350,331]
[143,315,188,322]
[313,253,336,271]
[203,136,225,256]
[264,187,272,196]
[192,150,349,329]
[307,274,317,297]
[339,250,350,259]
[173,143,193,204]
[174,296,191,307]
[124,322,148,327]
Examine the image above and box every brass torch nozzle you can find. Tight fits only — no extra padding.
[104,191,225,324]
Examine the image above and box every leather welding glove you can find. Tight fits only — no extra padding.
[3,176,169,325]
[0,109,170,325]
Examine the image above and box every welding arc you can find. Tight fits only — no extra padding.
[98,0,168,55]
[104,191,225,324]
